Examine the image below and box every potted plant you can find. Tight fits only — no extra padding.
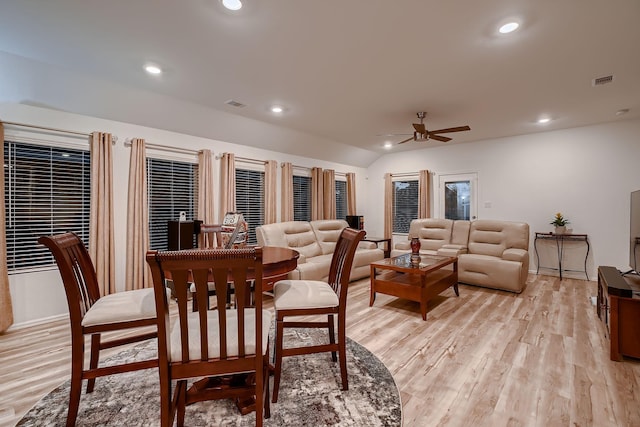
[550,212,570,234]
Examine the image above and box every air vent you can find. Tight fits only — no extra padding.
[592,75,614,86]
[225,99,246,108]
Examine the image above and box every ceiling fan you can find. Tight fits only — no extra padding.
[397,112,470,144]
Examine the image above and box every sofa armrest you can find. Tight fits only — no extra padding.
[502,248,527,262]
[395,241,411,250]
[358,241,377,250]
[437,244,467,257]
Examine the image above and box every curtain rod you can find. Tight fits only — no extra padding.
[1,120,119,143]
[216,153,266,165]
[124,139,200,156]
[389,172,419,178]
[282,163,349,176]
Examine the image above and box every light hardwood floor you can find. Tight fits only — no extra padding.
[1,273,640,426]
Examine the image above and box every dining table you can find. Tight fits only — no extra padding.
[257,246,299,292]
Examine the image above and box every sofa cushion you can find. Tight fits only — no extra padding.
[467,220,529,257]
[406,218,454,251]
[310,219,349,255]
[257,221,322,259]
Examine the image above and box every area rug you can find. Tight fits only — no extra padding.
[18,329,401,426]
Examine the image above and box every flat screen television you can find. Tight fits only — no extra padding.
[630,190,640,273]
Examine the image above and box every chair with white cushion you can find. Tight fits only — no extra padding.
[271,227,365,402]
[38,232,160,427]
[146,247,270,427]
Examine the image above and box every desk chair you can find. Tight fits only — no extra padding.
[271,227,365,402]
[38,232,160,427]
[147,247,270,427]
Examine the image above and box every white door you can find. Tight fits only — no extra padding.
[437,173,478,220]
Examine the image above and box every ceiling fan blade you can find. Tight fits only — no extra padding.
[412,123,426,134]
[428,134,452,142]
[397,136,415,144]
[428,125,471,134]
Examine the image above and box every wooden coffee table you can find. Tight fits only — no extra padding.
[369,253,459,320]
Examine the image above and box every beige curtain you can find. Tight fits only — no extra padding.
[0,123,13,332]
[219,153,236,220]
[198,149,215,224]
[311,167,324,220]
[323,169,336,220]
[125,138,150,291]
[281,162,294,222]
[418,169,431,218]
[384,173,393,239]
[346,172,356,216]
[89,132,116,296]
[265,160,277,224]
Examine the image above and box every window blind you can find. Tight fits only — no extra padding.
[335,180,347,220]
[393,180,419,233]
[4,141,91,271]
[147,158,198,250]
[235,168,264,244]
[293,175,311,221]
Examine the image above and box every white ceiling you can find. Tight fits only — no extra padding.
[0,0,639,167]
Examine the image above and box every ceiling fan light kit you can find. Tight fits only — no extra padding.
[397,112,470,145]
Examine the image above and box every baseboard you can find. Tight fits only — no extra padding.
[7,313,69,332]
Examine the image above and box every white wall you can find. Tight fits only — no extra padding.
[365,117,640,280]
[1,103,369,327]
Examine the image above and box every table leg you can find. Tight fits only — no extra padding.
[369,265,376,306]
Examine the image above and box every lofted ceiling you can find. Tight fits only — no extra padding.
[0,0,639,167]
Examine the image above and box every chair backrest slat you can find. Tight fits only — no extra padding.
[327,228,366,299]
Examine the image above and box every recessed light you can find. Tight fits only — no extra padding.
[499,22,519,34]
[144,64,162,75]
[271,106,284,113]
[222,0,242,10]
[616,108,630,116]
[384,142,393,149]
[61,153,71,157]
[537,117,551,124]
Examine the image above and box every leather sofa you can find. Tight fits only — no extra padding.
[256,220,384,281]
[393,218,530,293]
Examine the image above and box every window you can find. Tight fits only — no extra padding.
[293,175,311,221]
[4,140,90,271]
[392,179,418,233]
[147,158,198,250]
[235,168,264,244]
[335,179,347,220]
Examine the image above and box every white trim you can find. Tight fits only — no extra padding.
[7,313,69,332]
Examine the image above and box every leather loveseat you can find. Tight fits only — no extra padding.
[256,220,384,281]
[393,218,530,293]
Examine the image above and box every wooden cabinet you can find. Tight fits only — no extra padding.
[597,266,640,361]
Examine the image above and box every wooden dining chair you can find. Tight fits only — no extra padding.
[146,247,271,427]
[271,227,365,402]
[38,232,160,427]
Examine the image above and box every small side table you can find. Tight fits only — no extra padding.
[363,236,391,258]
[534,232,590,280]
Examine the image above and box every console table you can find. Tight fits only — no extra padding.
[534,232,589,280]
[597,266,640,361]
